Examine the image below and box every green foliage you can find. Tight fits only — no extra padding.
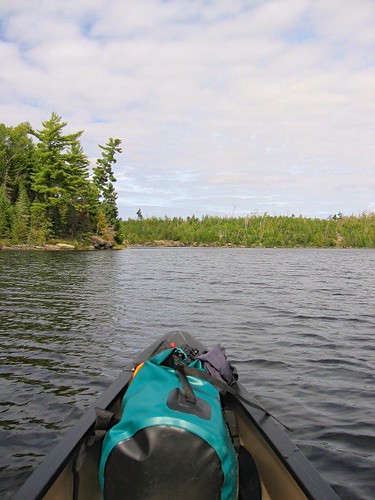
[0,122,35,203]
[114,218,125,244]
[29,202,52,245]
[2,114,373,250]
[96,207,110,236]
[30,112,93,237]
[0,186,11,236]
[121,214,375,248]
[10,183,31,243]
[93,138,122,227]
[0,114,123,245]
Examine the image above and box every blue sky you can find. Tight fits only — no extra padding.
[1,0,374,219]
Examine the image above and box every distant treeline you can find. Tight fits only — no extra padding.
[0,113,123,245]
[122,214,375,248]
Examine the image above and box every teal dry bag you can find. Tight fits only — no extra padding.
[99,348,238,500]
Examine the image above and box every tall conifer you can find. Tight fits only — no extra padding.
[0,122,35,203]
[30,112,91,237]
[92,138,122,227]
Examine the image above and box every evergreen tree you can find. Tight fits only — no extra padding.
[60,137,92,235]
[96,207,110,236]
[30,112,91,237]
[0,124,7,185]
[92,138,122,227]
[10,183,31,243]
[0,185,11,237]
[0,115,125,245]
[0,122,35,202]
[29,202,52,245]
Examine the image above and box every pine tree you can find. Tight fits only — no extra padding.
[0,122,35,203]
[60,137,92,236]
[30,112,91,237]
[92,138,122,228]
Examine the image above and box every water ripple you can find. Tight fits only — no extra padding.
[0,248,374,499]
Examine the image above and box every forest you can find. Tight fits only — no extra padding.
[0,113,123,248]
[1,114,374,249]
[122,213,375,248]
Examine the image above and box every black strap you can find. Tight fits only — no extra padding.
[180,364,292,432]
[223,408,240,454]
[72,408,119,500]
[94,407,120,431]
[173,355,197,404]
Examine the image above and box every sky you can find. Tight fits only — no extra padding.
[1,0,374,219]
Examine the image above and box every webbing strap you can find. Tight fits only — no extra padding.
[72,408,119,500]
[223,408,240,454]
[173,355,197,404]
[181,365,292,432]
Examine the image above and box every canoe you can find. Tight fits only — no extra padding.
[13,331,339,500]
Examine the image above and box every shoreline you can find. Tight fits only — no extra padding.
[0,235,125,251]
[126,241,363,249]
[0,240,371,251]
[0,243,125,251]
[0,243,92,251]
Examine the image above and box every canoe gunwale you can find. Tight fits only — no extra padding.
[232,386,339,499]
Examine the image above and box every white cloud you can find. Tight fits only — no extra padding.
[0,0,374,217]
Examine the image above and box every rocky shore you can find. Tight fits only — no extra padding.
[0,243,77,251]
[0,236,123,251]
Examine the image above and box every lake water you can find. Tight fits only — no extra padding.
[0,248,374,499]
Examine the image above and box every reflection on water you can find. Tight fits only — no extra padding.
[1,248,374,499]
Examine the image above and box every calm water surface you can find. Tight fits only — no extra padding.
[0,248,374,499]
